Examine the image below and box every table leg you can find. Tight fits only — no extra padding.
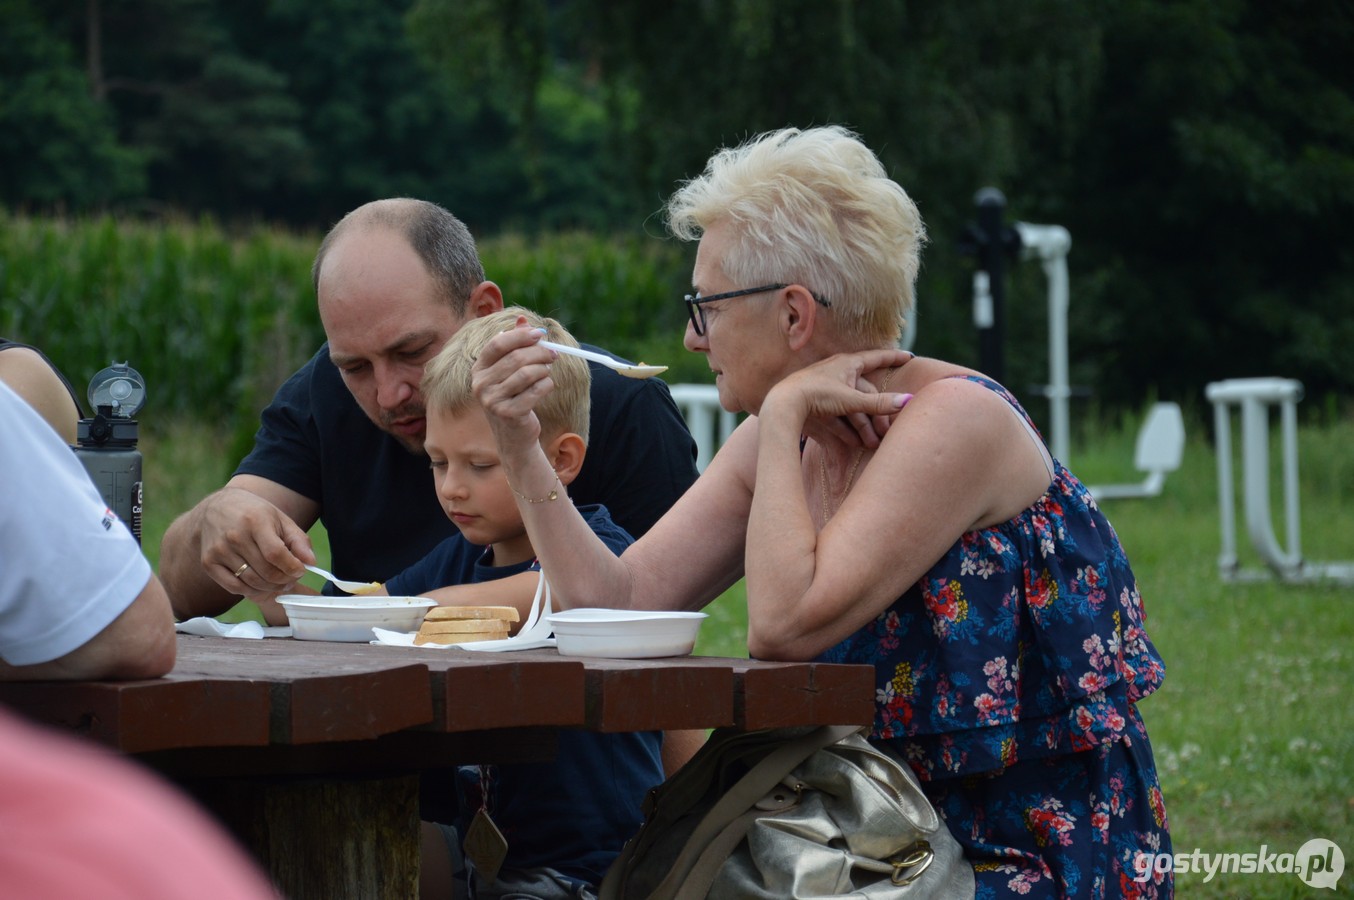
[189,773,421,900]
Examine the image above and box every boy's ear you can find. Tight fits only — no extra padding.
[545,432,587,486]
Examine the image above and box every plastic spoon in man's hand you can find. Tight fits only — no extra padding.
[304,564,382,595]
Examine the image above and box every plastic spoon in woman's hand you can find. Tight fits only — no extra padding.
[538,340,668,379]
[304,564,382,595]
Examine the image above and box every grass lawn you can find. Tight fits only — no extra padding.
[140,407,1353,898]
[1070,413,1354,898]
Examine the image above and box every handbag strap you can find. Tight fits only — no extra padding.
[681,806,765,898]
[647,724,861,900]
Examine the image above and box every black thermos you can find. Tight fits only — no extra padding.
[72,363,146,544]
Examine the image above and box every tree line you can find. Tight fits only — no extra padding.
[2,0,1352,415]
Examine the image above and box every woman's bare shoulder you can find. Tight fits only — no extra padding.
[892,354,984,391]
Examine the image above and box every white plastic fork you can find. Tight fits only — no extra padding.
[539,340,667,379]
[304,563,382,595]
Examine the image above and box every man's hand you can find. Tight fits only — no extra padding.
[196,485,315,597]
[160,475,319,620]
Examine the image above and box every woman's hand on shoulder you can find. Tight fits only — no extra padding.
[764,348,913,450]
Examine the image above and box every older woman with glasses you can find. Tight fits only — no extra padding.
[473,126,1171,898]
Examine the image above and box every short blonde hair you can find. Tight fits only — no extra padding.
[666,126,926,346]
[422,307,591,443]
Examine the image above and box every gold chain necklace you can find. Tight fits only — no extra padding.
[816,366,900,522]
[819,447,864,523]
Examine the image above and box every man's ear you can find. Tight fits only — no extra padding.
[781,285,820,351]
[545,432,587,486]
[467,281,505,318]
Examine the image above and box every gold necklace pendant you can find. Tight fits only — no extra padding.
[815,364,900,523]
[819,448,865,522]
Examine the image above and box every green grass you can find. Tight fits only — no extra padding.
[1070,412,1354,898]
[140,409,1353,898]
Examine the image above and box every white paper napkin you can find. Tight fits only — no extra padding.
[371,627,556,651]
[370,571,555,652]
[176,617,293,639]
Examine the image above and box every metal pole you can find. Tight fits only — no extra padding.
[974,187,1008,383]
[1014,222,1073,462]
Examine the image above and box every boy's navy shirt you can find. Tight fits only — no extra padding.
[387,504,663,887]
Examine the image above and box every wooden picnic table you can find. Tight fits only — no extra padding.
[0,634,874,899]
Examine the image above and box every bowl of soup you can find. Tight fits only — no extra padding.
[278,595,437,643]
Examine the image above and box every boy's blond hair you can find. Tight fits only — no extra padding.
[422,307,591,443]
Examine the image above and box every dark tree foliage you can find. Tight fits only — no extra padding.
[0,0,144,207]
[1063,0,1354,406]
[31,0,309,218]
[1,0,1351,411]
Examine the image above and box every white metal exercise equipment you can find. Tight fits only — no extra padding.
[1085,402,1186,501]
[1205,377,1354,584]
[1013,221,1073,463]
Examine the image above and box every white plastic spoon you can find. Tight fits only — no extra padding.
[539,340,667,379]
[304,563,382,595]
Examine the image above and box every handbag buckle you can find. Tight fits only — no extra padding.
[889,840,935,886]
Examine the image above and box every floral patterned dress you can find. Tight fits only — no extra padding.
[818,376,1172,898]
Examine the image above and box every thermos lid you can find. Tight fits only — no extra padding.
[88,362,146,418]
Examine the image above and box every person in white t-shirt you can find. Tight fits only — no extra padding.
[0,379,175,680]
[1,379,279,898]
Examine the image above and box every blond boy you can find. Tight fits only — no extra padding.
[380,308,662,900]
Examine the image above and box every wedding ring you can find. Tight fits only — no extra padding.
[233,562,250,579]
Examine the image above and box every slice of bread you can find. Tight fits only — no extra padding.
[423,605,521,623]
[413,629,507,646]
[417,619,512,635]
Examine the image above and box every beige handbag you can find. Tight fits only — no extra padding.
[600,724,975,899]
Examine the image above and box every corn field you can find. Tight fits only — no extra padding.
[0,212,699,427]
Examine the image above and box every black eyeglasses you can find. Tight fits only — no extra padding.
[682,284,831,336]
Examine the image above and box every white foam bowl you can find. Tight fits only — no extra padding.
[547,608,708,659]
[278,595,436,643]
